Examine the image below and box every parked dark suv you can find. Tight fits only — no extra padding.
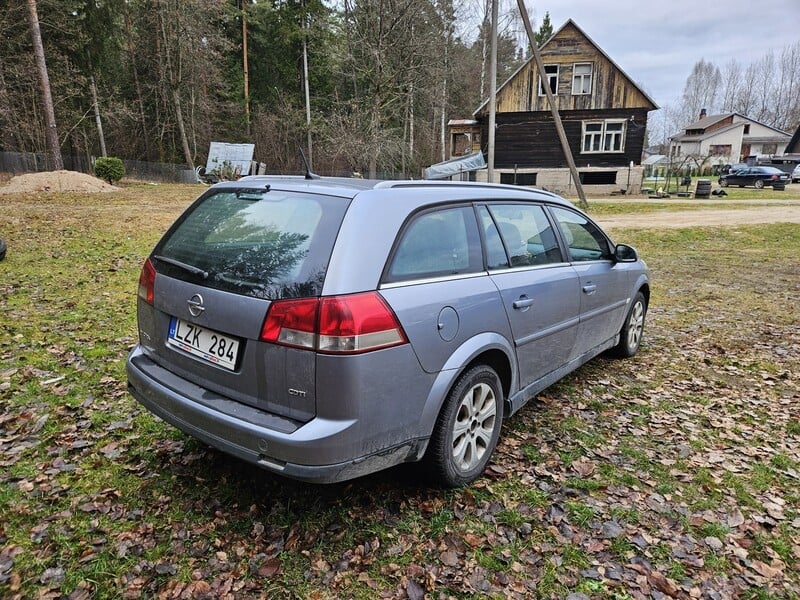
[127,177,650,486]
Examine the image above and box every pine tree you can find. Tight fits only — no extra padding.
[535,11,553,47]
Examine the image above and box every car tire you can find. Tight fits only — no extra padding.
[719,179,728,187]
[0,238,5,262]
[754,179,764,189]
[610,291,647,358]
[425,364,503,487]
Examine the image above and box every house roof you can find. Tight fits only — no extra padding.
[672,112,791,140]
[671,121,743,142]
[473,19,658,116]
[642,154,669,166]
[684,113,732,130]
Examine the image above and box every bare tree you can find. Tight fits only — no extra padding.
[776,42,800,131]
[122,3,150,158]
[679,59,721,124]
[155,1,194,169]
[26,0,63,169]
[751,51,776,124]
[734,62,759,121]
[718,58,741,112]
[337,0,436,177]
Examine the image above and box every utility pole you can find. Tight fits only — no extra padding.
[514,0,587,208]
[242,0,251,137]
[486,0,498,182]
[301,1,313,169]
[26,0,63,170]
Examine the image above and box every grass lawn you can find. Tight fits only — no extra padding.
[1,184,798,599]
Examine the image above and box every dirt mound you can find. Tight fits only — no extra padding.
[0,170,120,194]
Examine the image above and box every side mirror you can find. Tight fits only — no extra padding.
[614,244,639,262]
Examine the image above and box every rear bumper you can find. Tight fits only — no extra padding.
[126,346,418,483]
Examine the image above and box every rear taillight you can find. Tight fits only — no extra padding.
[260,297,318,350]
[260,292,407,354]
[318,293,408,353]
[138,258,156,305]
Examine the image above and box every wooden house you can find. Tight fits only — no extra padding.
[464,19,658,193]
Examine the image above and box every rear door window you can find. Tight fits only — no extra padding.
[153,189,348,299]
[385,206,483,282]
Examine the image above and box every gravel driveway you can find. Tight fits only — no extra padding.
[591,199,800,229]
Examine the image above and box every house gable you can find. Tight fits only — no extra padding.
[787,125,800,154]
[475,20,657,116]
[454,19,657,191]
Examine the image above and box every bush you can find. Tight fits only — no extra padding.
[94,157,125,184]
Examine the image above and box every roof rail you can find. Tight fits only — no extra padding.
[373,179,560,197]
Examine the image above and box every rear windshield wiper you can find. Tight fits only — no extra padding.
[153,255,209,279]
[236,186,270,200]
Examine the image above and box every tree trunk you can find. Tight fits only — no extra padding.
[124,8,149,157]
[173,88,194,169]
[0,57,25,150]
[369,95,379,179]
[26,0,63,170]
[158,5,193,169]
[90,75,107,157]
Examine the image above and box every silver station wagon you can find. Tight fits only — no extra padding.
[127,178,649,486]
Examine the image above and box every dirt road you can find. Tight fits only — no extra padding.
[591,199,800,229]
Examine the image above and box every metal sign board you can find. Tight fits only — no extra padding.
[205,142,255,177]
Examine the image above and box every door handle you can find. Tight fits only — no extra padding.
[582,283,597,295]
[512,296,535,310]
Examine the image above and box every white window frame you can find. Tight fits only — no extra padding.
[603,121,625,152]
[582,122,603,153]
[582,120,626,154]
[572,62,593,95]
[538,65,559,96]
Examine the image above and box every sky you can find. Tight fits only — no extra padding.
[518,0,800,109]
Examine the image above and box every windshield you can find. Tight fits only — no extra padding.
[153,188,349,299]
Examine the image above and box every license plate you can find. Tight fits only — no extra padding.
[168,318,239,371]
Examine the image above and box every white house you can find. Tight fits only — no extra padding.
[669,110,791,167]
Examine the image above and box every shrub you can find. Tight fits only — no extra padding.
[94,157,125,184]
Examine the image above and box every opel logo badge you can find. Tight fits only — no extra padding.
[187,293,205,317]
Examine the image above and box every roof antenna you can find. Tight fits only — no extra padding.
[299,147,319,180]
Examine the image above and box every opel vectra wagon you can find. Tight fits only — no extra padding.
[127,177,649,486]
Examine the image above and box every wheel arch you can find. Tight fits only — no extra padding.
[464,348,513,407]
[412,334,516,456]
[638,281,651,308]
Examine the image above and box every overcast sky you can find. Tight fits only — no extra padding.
[521,0,800,109]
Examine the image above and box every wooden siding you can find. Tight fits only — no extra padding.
[481,108,650,169]
[492,22,655,114]
[707,115,734,133]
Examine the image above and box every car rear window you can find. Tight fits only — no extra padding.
[152,188,349,299]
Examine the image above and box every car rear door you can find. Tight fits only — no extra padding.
[480,204,580,389]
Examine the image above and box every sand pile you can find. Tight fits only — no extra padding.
[0,170,120,194]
